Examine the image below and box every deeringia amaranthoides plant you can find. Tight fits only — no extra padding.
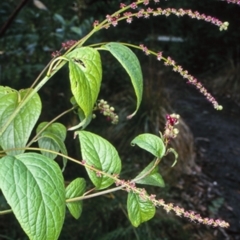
[0,0,235,239]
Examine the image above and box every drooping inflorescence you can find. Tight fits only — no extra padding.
[115,177,229,228]
[138,44,223,110]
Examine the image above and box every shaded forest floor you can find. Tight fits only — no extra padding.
[169,76,240,240]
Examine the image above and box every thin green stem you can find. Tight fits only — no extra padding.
[29,60,53,90]
[46,56,69,76]
[132,158,160,183]
[26,106,75,147]
[0,147,80,166]
[66,186,123,203]
[0,209,12,215]
[118,42,167,61]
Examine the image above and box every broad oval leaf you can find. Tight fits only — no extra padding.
[66,47,102,130]
[66,178,86,219]
[134,160,165,187]
[131,133,166,158]
[0,153,65,240]
[103,42,143,118]
[0,88,41,155]
[37,122,68,170]
[78,131,122,190]
[127,191,155,227]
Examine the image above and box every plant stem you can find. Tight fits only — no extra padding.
[26,106,75,147]
[66,186,123,203]
[132,158,160,183]
[0,209,12,215]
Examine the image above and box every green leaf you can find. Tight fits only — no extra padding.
[66,47,102,130]
[127,191,155,227]
[134,160,165,187]
[53,13,65,25]
[103,42,143,118]
[131,133,166,158]
[37,122,67,141]
[78,131,121,190]
[66,178,86,219]
[0,153,65,240]
[0,88,41,155]
[37,122,68,170]
[0,86,16,97]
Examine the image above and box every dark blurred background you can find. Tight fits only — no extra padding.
[0,0,240,239]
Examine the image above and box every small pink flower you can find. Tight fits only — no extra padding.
[157,51,162,60]
[120,3,126,8]
[143,0,150,5]
[130,3,137,9]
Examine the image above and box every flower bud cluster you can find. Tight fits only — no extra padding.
[115,178,229,228]
[51,40,78,57]
[163,114,180,143]
[61,40,77,50]
[51,50,61,58]
[95,99,119,124]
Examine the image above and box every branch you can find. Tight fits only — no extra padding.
[0,0,30,38]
